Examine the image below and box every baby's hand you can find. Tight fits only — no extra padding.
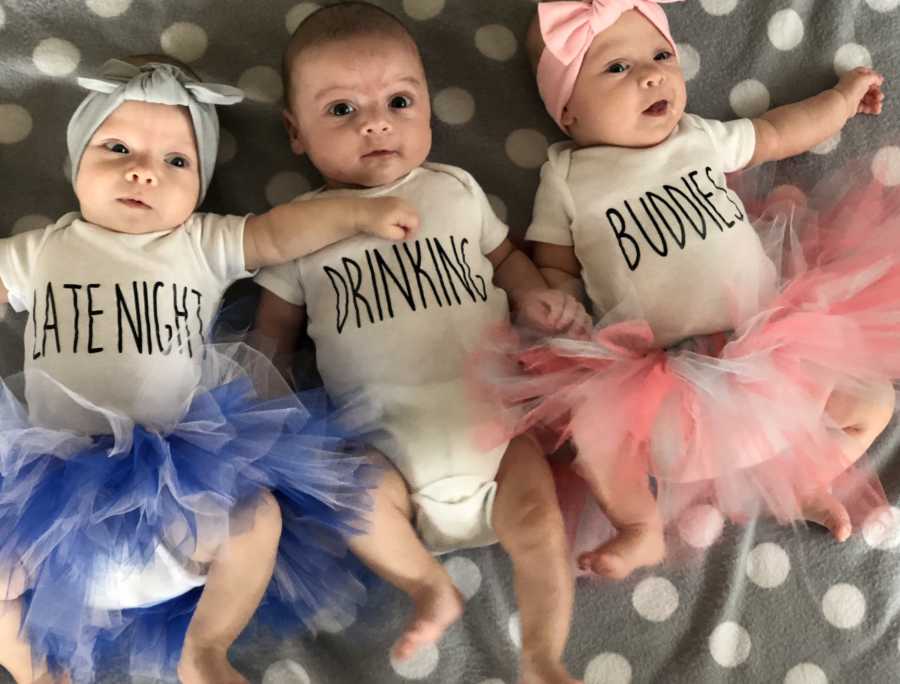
[356,197,420,241]
[835,67,885,117]
[514,288,592,337]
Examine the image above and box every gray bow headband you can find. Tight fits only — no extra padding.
[66,59,244,205]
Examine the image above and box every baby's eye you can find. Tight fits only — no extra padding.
[654,51,674,61]
[329,102,356,117]
[389,95,412,109]
[106,142,129,154]
[607,62,627,74]
[166,155,189,169]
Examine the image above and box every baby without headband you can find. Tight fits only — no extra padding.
[537,0,684,131]
[67,59,244,204]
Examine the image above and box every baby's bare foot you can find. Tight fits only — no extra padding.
[520,658,583,684]
[177,643,248,684]
[578,522,665,580]
[802,490,852,542]
[391,581,463,661]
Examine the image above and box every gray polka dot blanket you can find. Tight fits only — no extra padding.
[1,1,899,682]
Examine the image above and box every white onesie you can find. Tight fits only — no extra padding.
[256,163,511,553]
[527,114,777,347]
[0,211,253,608]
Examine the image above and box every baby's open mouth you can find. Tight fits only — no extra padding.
[643,100,669,116]
[118,198,151,209]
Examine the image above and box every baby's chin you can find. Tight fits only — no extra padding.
[325,163,418,190]
[571,118,681,149]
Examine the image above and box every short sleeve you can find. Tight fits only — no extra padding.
[525,160,575,246]
[255,261,306,307]
[0,225,53,312]
[186,213,253,284]
[695,116,756,172]
[473,180,509,255]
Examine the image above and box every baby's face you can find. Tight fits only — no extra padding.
[75,101,200,233]
[284,35,432,188]
[562,10,686,148]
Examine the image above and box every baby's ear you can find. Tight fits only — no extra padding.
[560,105,575,129]
[282,109,305,156]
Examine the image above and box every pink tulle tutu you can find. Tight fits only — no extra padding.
[476,170,900,533]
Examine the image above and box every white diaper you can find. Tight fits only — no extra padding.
[88,541,206,610]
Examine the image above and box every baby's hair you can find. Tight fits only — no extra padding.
[120,54,201,81]
[281,1,420,103]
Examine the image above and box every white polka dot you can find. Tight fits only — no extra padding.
[505,129,548,169]
[676,43,700,81]
[12,214,52,235]
[729,79,771,118]
[487,194,508,223]
[262,659,311,684]
[475,25,518,61]
[811,132,841,155]
[266,171,310,207]
[216,129,237,165]
[33,38,80,77]
[784,663,828,684]
[865,0,900,11]
[822,584,866,629]
[632,576,679,622]
[239,66,283,104]
[0,5,6,30]
[160,22,208,63]
[872,146,900,187]
[834,44,873,76]
[390,642,439,679]
[403,0,444,21]
[862,506,900,549]
[768,9,804,51]
[677,504,724,549]
[433,87,475,126]
[746,543,791,589]
[0,104,33,144]
[584,653,633,684]
[709,622,752,668]
[443,556,482,600]
[508,612,521,649]
[286,2,321,33]
[699,0,738,15]
[85,0,132,18]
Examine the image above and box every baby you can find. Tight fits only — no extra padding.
[0,56,417,684]
[504,0,897,579]
[255,4,589,683]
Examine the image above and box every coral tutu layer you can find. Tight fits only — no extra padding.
[476,170,900,531]
[0,341,376,682]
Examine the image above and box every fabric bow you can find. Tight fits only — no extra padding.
[536,0,684,131]
[67,59,244,204]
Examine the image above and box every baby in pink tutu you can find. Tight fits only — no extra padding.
[510,0,897,579]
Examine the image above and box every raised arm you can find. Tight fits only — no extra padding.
[748,67,884,168]
[243,196,420,271]
[489,238,589,335]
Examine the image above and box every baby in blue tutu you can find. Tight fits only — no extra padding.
[0,56,419,683]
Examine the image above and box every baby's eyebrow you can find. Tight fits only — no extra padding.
[314,75,424,101]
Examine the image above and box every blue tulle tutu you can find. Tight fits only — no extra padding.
[0,342,376,682]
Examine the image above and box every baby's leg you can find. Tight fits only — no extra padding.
[493,435,582,684]
[348,450,462,661]
[802,380,896,541]
[0,564,53,684]
[572,447,664,580]
[177,490,282,684]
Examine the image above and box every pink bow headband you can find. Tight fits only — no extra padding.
[536,0,684,131]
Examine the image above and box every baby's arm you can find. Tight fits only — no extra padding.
[254,289,306,386]
[489,239,589,335]
[532,242,583,301]
[748,67,884,167]
[243,196,420,271]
